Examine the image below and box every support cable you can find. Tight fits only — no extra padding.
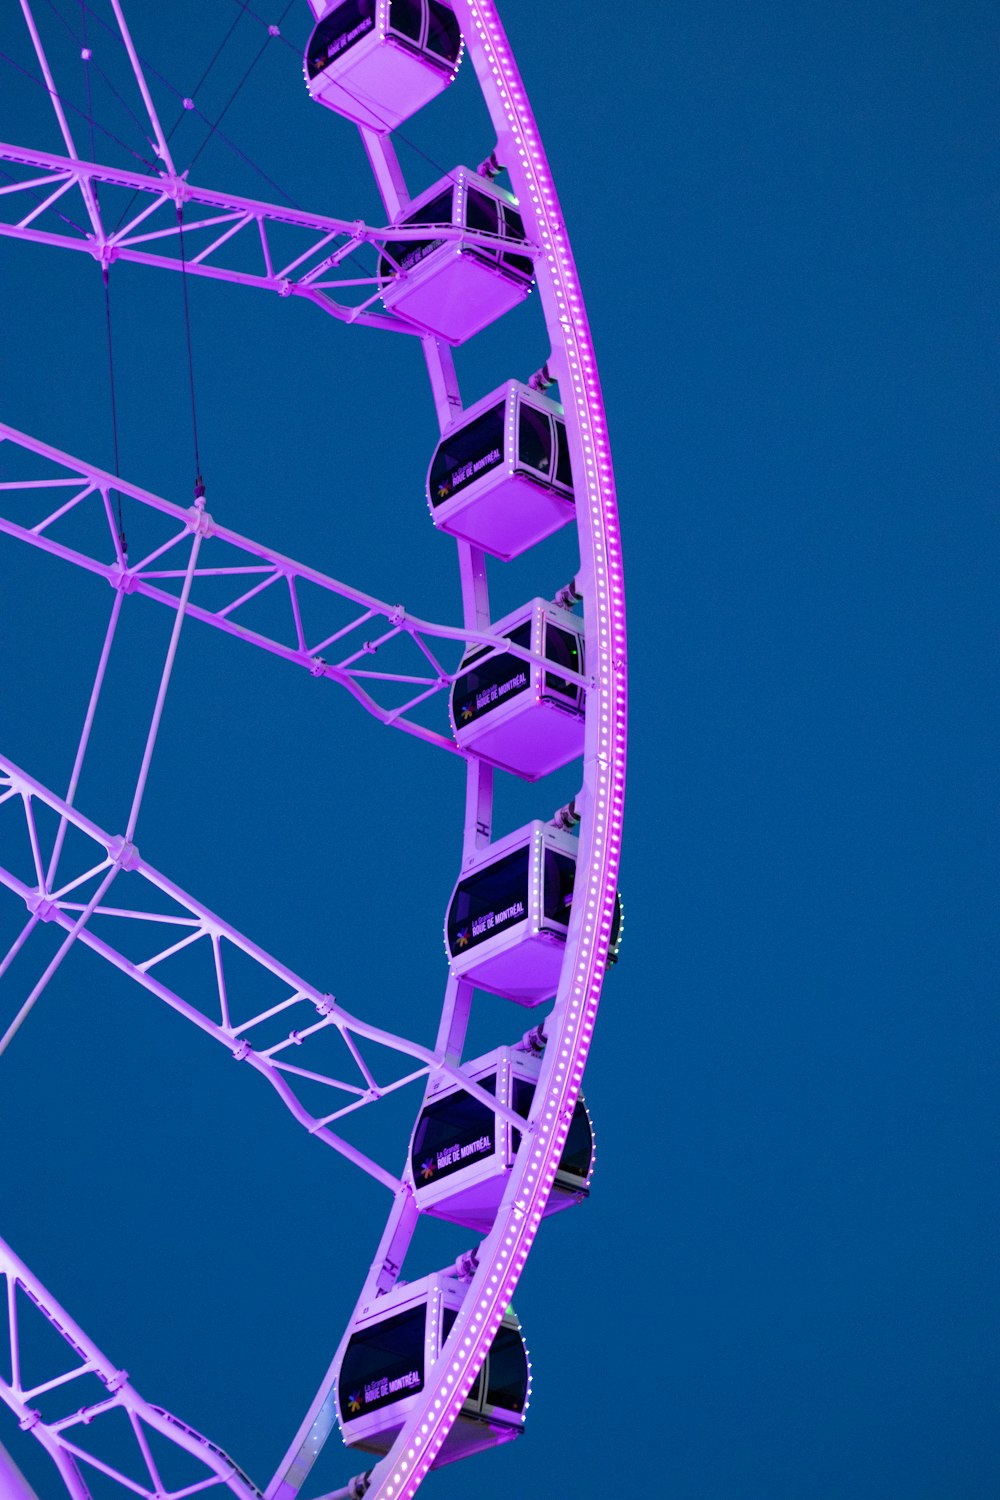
[39,0,158,161]
[253,0,465,190]
[79,2,96,170]
[0,46,156,171]
[64,0,305,221]
[0,162,90,238]
[110,6,253,233]
[165,9,246,143]
[187,1,295,176]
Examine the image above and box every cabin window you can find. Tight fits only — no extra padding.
[543,849,575,928]
[425,0,461,63]
[553,418,573,491]
[380,189,452,279]
[307,0,376,78]
[512,1081,590,1178]
[430,402,505,506]
[453,621,531,727]
[442,1308,484,1403]
[339,1306,425,1419]
[388,0,422,43]
[407,190,454,228]
[560,1098,593,1179]
[484,1325,529,1413]
[500,204,533,277]
[509,1076,535,1155]
[466,188,501,239]
[517,403,553,478]
[543,622,582,704]
[411,1077,497,1185]
[449,847,530,954]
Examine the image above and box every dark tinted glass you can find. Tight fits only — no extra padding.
[609,890,623,963]
[511,1079,591,1178]
[504,205,526,240]
[465,190,527,278]
[512,1077,534,1119]
[500,204,533,278]
[542,621,583,706]
[411,1076,497,1185]
[510,1075,534,1155]
[448,847,529,955]
[379,189,452,280]
[542,849,575,928]
[465,188,501,238]
[516,403,553,478]
[452,620,531,728]
[483,1325,528,1413]
[388,0,421,42]
[429,401,505,506]
[338,1306,424,1421]
[442,1307,484,1404]
[406,190,454,228]
[560,1098,593,1178]
[306,0,376,78]
[425,0,461,62]
[553,418,574,491]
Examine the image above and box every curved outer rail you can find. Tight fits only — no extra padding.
[0,2,626,1494]
[275,4,627,1498]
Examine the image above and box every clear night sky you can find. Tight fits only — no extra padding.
[0,3,996,1498]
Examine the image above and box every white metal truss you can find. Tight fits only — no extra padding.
[2,0,532,327]
[0,751,526,1191]
[1,3,628,1498]
[0,139,534,328]
[0,1232,263,1499]
[0,423,588,754]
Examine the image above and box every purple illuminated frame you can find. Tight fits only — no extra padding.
[336,7,627,1496]
[0,1232,260,1499]
[0,3,626,1497]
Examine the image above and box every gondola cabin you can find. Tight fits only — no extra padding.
[336,1273,529,1462]
[450,599,585,779]
[304,0,462,133]
[444,821,577,1003]
[378,170,533,343]
[427,381,575,558]
[410,1046,594,1231]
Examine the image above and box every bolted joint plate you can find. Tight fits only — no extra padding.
[107,836,140,871]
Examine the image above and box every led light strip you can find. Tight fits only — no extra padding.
[364,3,627,1495]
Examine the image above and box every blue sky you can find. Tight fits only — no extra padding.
[0,2,996,1497]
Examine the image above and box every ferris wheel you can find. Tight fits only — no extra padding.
[0,3,626,1498]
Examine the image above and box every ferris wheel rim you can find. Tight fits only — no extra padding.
[323,4,627,1497]
[0,3,626,1497]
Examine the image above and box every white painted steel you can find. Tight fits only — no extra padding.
[0,753,523,1181]
[0,423,587,756]
[324,5,627,1496]
[0,3,626,1496]
[0,1234,261,1498]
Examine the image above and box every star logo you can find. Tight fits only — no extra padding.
[460,700,474,721]
[437,483,450,499]
[456,927,470,948]
[348,1391,362,1414]
[421,1157,436,1181]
